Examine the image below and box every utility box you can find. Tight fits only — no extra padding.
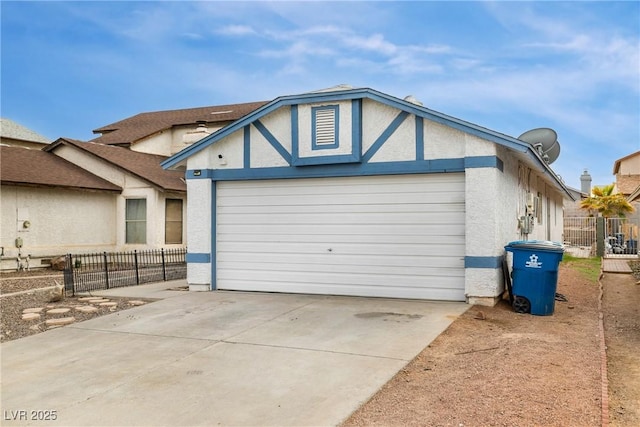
[504,241,564,316]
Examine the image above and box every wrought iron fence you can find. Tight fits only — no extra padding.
[64,248,186,295]
[563,217,597,257]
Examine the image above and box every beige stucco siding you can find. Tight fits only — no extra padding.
[1,185,117,264]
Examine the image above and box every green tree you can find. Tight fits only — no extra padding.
[580,184,634,217]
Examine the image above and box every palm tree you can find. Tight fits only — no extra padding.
[580,184,634,218]
[581,184,635,253]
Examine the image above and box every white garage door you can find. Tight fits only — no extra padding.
[216,174,465,301]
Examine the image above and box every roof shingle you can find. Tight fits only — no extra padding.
[1,145,121,192]
[46,138,186,192]
[91,101,268,146]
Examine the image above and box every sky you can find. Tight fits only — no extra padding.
[1,1,638,190]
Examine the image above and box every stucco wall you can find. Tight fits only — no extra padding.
[1,185,117,269]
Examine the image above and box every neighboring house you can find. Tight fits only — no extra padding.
[1,145,121,270]
[1,137,187,271]
[612,150,640,248]
[613,150,640,204]
[163,85,574,306]
[1,118,51,149]
[91,101,268,157]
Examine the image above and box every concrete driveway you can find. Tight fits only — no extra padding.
[1,281,468,426]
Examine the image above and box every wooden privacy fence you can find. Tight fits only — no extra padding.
[64,248,187,296]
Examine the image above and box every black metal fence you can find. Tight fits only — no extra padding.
[64,248,187,295]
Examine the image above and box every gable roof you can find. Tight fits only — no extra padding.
[45,138,186,192]
[162,86,573,199]
[91,101,269,146]
[0,118,50,144]
[0,145,121,192]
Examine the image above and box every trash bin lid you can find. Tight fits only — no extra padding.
[505,240,564,252]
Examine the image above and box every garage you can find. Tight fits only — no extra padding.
[216,173,466,300]
[163,86,573,306]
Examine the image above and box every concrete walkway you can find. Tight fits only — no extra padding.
[602,258,634,273]
[1,281,468,426]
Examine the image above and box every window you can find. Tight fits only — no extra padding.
[165,199,183,244]
[312,105,339,149]
[125,199,147,244]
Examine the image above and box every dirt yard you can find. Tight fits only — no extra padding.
[343,259,640,427]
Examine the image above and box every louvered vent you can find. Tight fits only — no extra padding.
[314,108,336,146]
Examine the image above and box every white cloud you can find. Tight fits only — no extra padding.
[215,25,257,36]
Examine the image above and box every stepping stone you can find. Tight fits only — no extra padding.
[88,299,110,304]
[128,300,146,306]
[45,317,75,326]
[75,306,98,313]
[77,297,98,301]
[99,302,118,307]
[47,308,71,315]
[22,313,41,321]
[23,307,44,314]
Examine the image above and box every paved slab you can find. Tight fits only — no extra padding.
[602,258,633,273]
[1,284,468,426]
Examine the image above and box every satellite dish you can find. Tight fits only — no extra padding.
[518,128,560,164]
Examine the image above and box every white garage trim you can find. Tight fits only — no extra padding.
[215,173,465,301]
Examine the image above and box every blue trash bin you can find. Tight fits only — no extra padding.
[504,240,564,315]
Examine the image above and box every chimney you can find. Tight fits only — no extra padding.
[580,169,592,195]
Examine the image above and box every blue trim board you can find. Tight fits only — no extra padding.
[291,105,299,163]
[186,169,214,179]
[243,125,251,169]
[465,256,503,269]
[186,156,499,182]
[352,99,362,159]
[415,116,424,161]
[362,111,410,163]
[211,182,217,290]
[186,252,211,263]
[253,120,292,164]
[465,156,503,171]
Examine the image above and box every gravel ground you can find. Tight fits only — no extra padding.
[0,269,155,343]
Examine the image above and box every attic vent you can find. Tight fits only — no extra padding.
[312,105,339,149]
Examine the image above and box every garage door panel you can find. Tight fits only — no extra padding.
[219,280,465,301]
[219,211,465,226]
[216,174,465,301]
[218,260,464,278]
[218,252,464,269]
[218,232,465,245]
[219,269,464,289]
[218,242,465,257]
[218,193,465,209]
[218,223,464,237]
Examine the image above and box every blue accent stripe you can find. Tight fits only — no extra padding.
[211,182,217,290]
[363,111,410,162]
[465,156,504,171]
[416,116,424,161]
[253,120,292,164]
[185,155,502,181]
[352,99,362,159]
[186,169,214,179]
[186,252,211,263]
[243,125,251,169]
[291,105,299,163]
[465,256,503,269]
